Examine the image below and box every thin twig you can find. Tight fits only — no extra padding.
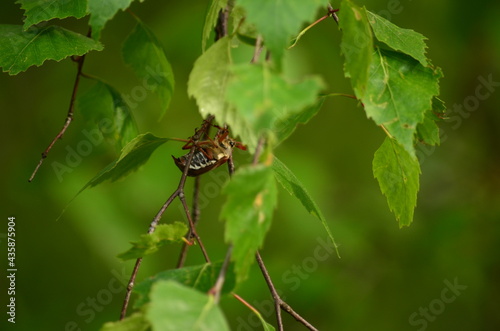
[251,35,264,63]
[256,251,284,331]
[289,13,332,49]
[28,30,91,182]
[179,190,211,263]
[120,115,214,320]
[328,3,339,24]
[176,4,230,269]
[208,245,233,303]
[256,252,319,331]
[251,138,317,330]
[176,176,201,268]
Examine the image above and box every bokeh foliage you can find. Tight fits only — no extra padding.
[0,0,499,330]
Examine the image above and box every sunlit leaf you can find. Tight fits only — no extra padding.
[146,281,230,331]
[366,10,428,67]
[100,312,149,331]
[188,36,231,121]
[338,0,373,98]
[17,0,87,29]
[118,222,188,261]
[373,137,421,227]
[122,20,174,119]
[134,262,236,308]
[0,24,102,75]
[225,63,324,151]
[237,0,324,66]
[188,37,255,149]
[202,0,228,51]
[221,165,277,282]
[362,49,442,157]
[272,157,339,256]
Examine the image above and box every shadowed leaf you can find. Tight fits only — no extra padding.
[78,133,169,194]
[272,157,339,256]
[122,20,174,119]
[373,137,421,227]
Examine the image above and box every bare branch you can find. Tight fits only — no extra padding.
[256,252,319,331]
[120,115,214,320]
[28,29,91,182]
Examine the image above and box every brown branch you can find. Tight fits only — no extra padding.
[208,245,233,303]
[328,3,339,24]
[250,138,316,329]
[120,115,214,320]
[175,2,231,269]
[215,4,230,41]
[28,29,91,182]
[176,176,201,268]
[256,252,319,331]
[251,35,264,63]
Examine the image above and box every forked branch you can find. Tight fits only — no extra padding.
[119,115,215,320]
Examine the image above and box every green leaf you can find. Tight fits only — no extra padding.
[373,137,421,227]
[362,49,442,157]
[274,96,325,144]
[100,312,149,331]
[17,0,87,30]
[221,165,277,282]
[188,36,232,120]
[202,0,228,51]
[146,280,230,331]
[225,63,324,151]
[338,0,373,98]
[366,10,428,67]
[188,37,256,149]
[118,222,188,260]
[0,25,102,75]
[231,6,259,45]
[416,97,446,146]
[87,0,135,40]
[79,133,169,192]
[416,110,439,146]
[237,0,324,66]
[250,311,275,331]
[134,262,236,308]
[272,157,339,256]
[77,80,138,150]
[122,21,174,119]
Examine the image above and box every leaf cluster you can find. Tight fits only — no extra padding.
[0,0,446,329]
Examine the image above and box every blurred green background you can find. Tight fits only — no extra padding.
[1,0,499,330]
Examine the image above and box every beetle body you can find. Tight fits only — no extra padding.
[172,127,245,177]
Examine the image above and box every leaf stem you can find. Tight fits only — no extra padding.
[289,5,339,49]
